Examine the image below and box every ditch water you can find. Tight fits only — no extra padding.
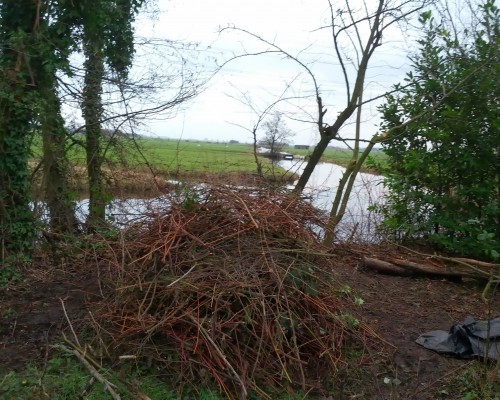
[279,160,385,241]
[57,160,385,241]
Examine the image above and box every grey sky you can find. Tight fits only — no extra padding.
[134,0,417,145]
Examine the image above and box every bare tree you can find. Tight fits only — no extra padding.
[259,112,294,161]
[44,35,206,233]
[225,80,302,177]
[297,0,431,189]
[221,0,432,243]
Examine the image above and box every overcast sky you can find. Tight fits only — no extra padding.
[132,0,417,145]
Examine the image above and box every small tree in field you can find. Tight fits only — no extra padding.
[259,112,293,161]
[377,2,500,260]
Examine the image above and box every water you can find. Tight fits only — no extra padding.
[279,159,385,240]
[39,162,384,240]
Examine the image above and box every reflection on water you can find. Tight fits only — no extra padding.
[279,160,385,241]
[75,197,171,226]
[42,161,384,241]
[279,159,384,209]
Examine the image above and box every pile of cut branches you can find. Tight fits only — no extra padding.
[88,187,387,399]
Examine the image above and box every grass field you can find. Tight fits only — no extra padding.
[0,354,305,399]
[0,355,226,399]
[136,137,386,173]
[32,135,385,180]
[138,138,260,174]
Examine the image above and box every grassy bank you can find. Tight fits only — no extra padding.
[32,135,385,178]
[134,137,387,173]
[139,138,260,174]
[30,136,385,196]
[30,137,291,196]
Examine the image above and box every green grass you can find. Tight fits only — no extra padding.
[32,136,263,175]
[135,139,387,174]
[443,362,500,400]
[138,138,259,174]
[0,354,309,400]
[0,355,218,400]
[31,135,386,178]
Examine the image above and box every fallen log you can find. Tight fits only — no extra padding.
[442,257,500,270]
[391,243,499,278]
[390,259,473,281]
[361,257,464,282]
[360,257,412,276]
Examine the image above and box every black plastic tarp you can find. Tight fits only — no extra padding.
[416,316,500,360]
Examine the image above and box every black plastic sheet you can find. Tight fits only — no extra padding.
[416,316,500,360]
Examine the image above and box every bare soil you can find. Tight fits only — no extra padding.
[331,244,499,399]
[0,247,498,399]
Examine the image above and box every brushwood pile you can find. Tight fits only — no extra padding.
[89,186,385,398]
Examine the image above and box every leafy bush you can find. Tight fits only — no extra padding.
[376,2,500,260]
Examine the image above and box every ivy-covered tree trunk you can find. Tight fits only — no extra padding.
[41,74,78,234]
[0,91,36,257]
[0,3,38,258]
[78,0,145,231]
[82,38,106,230]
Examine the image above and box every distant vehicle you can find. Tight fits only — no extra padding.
[257,147,294,160]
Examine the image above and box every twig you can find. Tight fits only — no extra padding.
[190,315,248,398]
[167,263,198,287]
[59,297,81,348]
[452,257,500,269]
[37,330,50,398]
[232,191,260,229]
[282,287,306,391]
[53,344,121,400]
[80,377,96,398]
[62,335,103,372]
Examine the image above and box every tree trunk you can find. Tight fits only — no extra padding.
[323,142,376,245]
[82,38,106,230]
[41,76,78,234]
[294,135,331,193]
[0,3,38,257]
[0,91,35,257]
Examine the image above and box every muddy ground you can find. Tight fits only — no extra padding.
[0,247,498,399]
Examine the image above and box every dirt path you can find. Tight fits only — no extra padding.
[0,266,100,371]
